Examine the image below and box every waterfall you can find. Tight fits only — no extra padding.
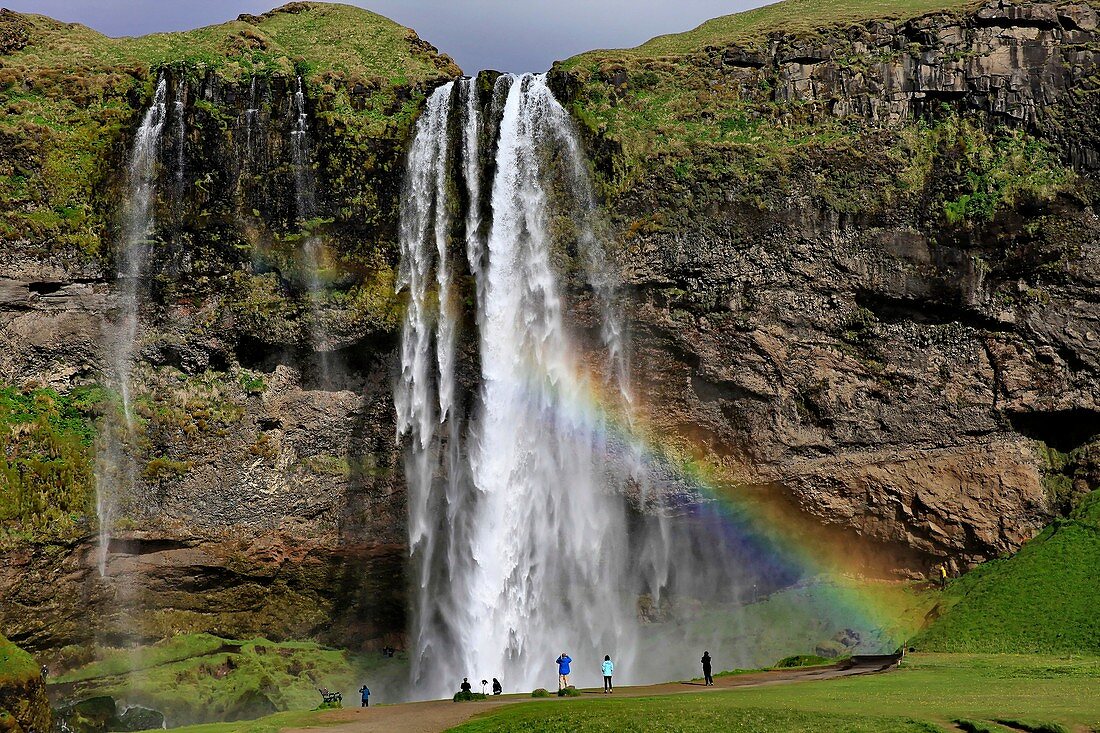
[290,76,330,379]
[96,74,169,576]
[398,74,641,699]
[245,77,259,165]
[174,80,185,184]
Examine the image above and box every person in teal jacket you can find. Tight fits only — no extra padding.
[601,655,615,693]
[556,652,572,690]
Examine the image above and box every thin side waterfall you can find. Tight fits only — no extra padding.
[398,74,642,699]
[96,74,169,576]
[245,77,259,165]
[174,80,186,184]
[290,75,330,379]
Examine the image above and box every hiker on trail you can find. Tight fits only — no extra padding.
[939,563,949,589]
[460,677,472,693]
[556,652,572,690]
[602,655,615,693]
[492,678,503,695]
[701,651,714,686]
[359,685,370,708]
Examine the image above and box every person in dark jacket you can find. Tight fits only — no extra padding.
[460,677,472,693]
[492,678,503,695]
[701,651,714,686]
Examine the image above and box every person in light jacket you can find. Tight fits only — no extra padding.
[601,655,615,693]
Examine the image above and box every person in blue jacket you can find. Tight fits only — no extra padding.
[556,652,572,690]
[358,685,370,707]
[601,655,615,693]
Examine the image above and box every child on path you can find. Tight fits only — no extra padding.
[601,655,614,693]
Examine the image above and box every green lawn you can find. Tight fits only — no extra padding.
[447,654,1100,732]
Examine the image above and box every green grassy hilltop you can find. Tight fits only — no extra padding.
[0,2,458,254]
[553,0,1086,233]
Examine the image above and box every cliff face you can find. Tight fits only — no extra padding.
[553,0,1100,573]
[0,3,455,653]
[1,0,1099,662]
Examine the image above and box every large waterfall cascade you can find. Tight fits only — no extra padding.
[395,73,731,699]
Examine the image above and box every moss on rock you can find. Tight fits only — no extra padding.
[0,634,51,733]
[0,385,101,547]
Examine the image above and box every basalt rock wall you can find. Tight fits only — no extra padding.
[552,0,1100,574]
[3,0,1100,663]
[0,5,457,656]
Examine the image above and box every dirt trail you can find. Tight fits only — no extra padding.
[283,657,899,733]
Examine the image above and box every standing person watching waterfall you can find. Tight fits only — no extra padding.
[602,655,615,693]
[556,652,572,690]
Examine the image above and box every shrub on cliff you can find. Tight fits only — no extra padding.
[0,385,101,546]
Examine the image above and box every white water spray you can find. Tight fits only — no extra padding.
[174,81,185,184]
[290,76,331,377]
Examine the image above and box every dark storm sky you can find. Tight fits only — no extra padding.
[3,1,766,73]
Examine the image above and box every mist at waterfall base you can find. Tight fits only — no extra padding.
[394,73,893,700]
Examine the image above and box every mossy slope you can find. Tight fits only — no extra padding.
[51,634,405,725]
[914,491,1100,653]
[0,633,51,733]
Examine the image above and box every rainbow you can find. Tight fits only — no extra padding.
[523,350,927,652]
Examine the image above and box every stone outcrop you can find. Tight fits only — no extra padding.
[0,635,51,733]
